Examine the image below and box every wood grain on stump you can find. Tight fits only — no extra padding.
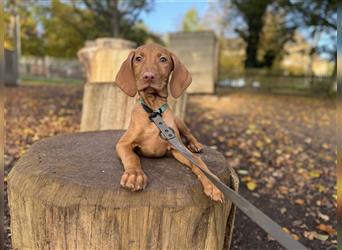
[8,130,238,250]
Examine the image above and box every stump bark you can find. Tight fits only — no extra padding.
[8,130,238,250]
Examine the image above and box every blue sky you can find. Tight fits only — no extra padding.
[139,1,335,59]
[139,1,211,34]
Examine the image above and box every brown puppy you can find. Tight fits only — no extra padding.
[115,44,224,202]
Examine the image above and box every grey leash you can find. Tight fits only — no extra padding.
[146,108,307,250]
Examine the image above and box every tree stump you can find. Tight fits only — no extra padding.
[78,38,188,131]
[80,83,188,131]
[77,38,136,83]
[8,130,239,250]
[169,31,219,94]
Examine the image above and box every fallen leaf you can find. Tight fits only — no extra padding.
[276,149,282,154]
[217,136,225,142]
[280,207,287,214]
[303,231,316,240]
[295,199,305,205]
[282,227,290,234]
[318,212,329,222]
[252,151,261,158]
[305,137,312,144]
[316,184,326,192]
[225,151,234,157]
[316,224,336,235]
[237,169,248,175]
[241,176,252,182]
[256,140,264,149]
[246,181,257,191]
[291,233,300,241]
[309,170,321,178]
[279,186,289,194]
[315,233,329,241]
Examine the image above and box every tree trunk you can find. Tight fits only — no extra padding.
[244,31,261,68]
[111,0,120,37]
[8,130,239,250]
[232,0,270,68]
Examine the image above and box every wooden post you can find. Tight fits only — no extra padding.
[8,130,238,250]
[78,38,188,131]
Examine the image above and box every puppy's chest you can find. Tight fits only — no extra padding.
[134,113,176,157]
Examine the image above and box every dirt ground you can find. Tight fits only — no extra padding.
[4,85,336,249]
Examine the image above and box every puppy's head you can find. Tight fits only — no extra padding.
[115,44,191,98]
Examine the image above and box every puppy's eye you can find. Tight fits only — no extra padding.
[135,56,143,62]
[160,56,167,63]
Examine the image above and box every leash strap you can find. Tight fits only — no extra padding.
[144,105,307,250]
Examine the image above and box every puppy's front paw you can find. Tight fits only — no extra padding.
[120,169,147,191]
[187,140,204,153]
[203,182,224,203]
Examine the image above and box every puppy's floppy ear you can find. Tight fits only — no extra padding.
[115,50,137,97]
[169,53,192,98]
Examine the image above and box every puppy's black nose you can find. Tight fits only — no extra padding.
[143,72,155,81]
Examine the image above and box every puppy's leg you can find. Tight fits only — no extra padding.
[116,141,147,191]
[174,116,203,153]
[171,149,224,202]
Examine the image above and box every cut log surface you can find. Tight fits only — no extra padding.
[8,130,238,250]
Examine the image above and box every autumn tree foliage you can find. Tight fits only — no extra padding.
[5,0,160,58]
[182,8,202,32]
[280,0,337,74]
[215,0,336,70]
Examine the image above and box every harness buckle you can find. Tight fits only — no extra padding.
[149,111,162,121]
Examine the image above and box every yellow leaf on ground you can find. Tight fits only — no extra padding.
[241,176,252,182]
[309,170,321,178]
[291,234,300,241]
[246,181,257,191]
[316,184,326,192]
[256,141,264,149]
